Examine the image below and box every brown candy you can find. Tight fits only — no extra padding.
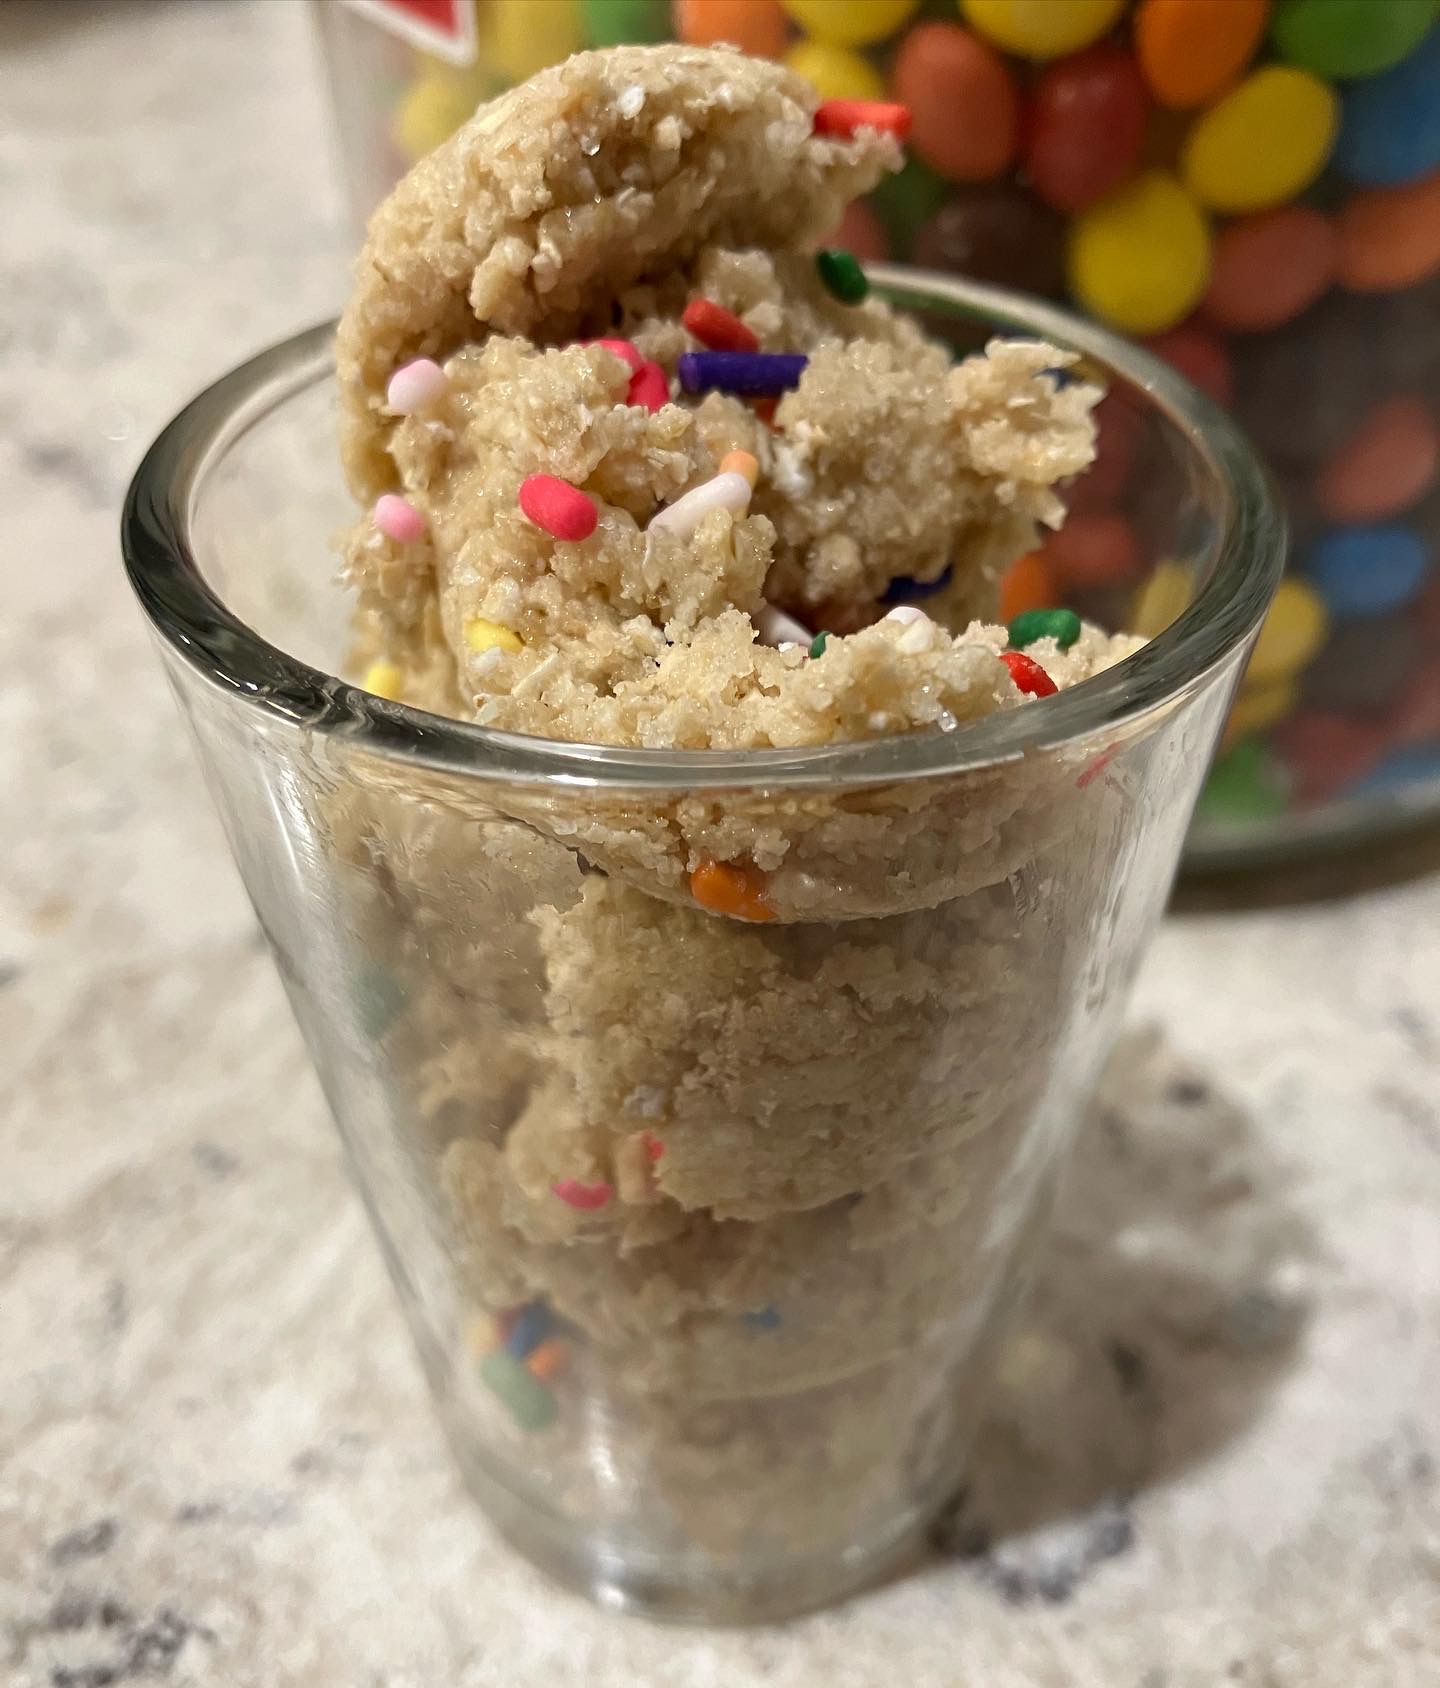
[913,186,1067,299]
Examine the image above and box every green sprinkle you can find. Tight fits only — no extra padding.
[479,1350,557,1431]
[1007,608,1082,651]
[808,631,830,659]
[815,248,869,305]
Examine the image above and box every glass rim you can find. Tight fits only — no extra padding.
[121,266,1284,792]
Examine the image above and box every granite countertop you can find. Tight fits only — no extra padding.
[3,3,1438,1684]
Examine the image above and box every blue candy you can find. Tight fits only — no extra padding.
[1334,28,1440,186]
[1303,525,1429,620]
[677,352,808,396]
[1349,742,1440,798]
[503,1300,553,1360]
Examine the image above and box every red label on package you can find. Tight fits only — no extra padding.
[343,0,477,65]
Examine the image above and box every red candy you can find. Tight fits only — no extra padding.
[1000,649,1059,698]
[627,359,670,412]
[519,474,598,541]
[812,99,913,141]
[894,24,1017,184]
[682,298,759,353]
[1144,320,1235,407]
[1023,44,1150,214]
[1201,208,1337,333]
[1042,512,1144,588]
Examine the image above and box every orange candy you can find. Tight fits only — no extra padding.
[1041,512,1144,589]
[1336,169,1440,293]
[690,860,776,921]
[1315,397,1440,524]
[525,1339,570,1383]
[998,551,1061,621]
[893,23,1019,183]
[674,0,787,57]
[1134,0,1268,110]
[1201,207,1338,333]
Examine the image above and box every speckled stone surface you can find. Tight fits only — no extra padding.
[3,3,1439,1684]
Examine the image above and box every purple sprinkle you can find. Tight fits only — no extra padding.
[677,352,809,397]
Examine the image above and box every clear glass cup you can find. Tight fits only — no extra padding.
[122,272,1281,1623]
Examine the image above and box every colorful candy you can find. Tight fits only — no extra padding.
[1134,0,1268,109]
[478,1349,558,1431]
[627,360,670,411]
[581,0,670,48]
[871,157,949,247]
[464,618,524,655]
[504,1301,554,1360]
[689,860,775,921]
[682,298,759,353]
[1223,676,1300,747]
[1023,44,1150,213]
[552,1178,614,1211]
[481,0,584,84]
[1336,169,1440,291]
[385,357,448,413]
[1008,607,1082,649]
[811,99,913,140]
[391,65,490,163]
[998,551,1061,622]
[893,23,1018,182]
[963,0,1128,59]
[362,661,403,701]
[674,0,787,56]
[1315,397,1440,523]
[1274,711,1386,804]
[1270,0,1436,80]
[1000,649,1059,696]
[1200,208,1338,333]
[1246,577,1329,686]
[1183,66,1337,213]
[1043,511,1145,588]
[1194,737,1289,824]
[1334,31,1440,187]
[914,185,1066,297]
[1068,170,1211,334]
[525,1339,571,1383]
[816,247,870,302]
[782,0,920,46]
[785,39,886,101]
[677,351,808,395]
[374,493,426,543]
[1304,524,1429,620]
[1145,320,1234,404]
[519,473,598,540]
[649,468,755,536]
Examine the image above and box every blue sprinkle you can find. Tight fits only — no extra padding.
[504,1301,553,1360]
[678,352,808,397]
[882,566,953,603]
[1303,524,1429,621]
[741,1305,782,1332]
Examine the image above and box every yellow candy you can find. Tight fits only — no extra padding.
[481,0,583,84]
[1222,676,1299,750]
[1129,559,1194,639]
[784,39,886,101]
[781,0,920,47]
[362,661,404,701]
[962,0,1126,59]
[1245,578,1328,687]
[1068,170,1211,335]
[465,618,525,655]
[391,65,491,162]
[1182,67,1337,214]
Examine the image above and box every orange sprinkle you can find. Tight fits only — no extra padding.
[998,551,1059,623]
[719,448,759,486]
[690,860,776,922]
[525,1339,570,1383]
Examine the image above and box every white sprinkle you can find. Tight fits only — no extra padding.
[618,84,645,118]
[755,603,812,647]
[885,605,927,625]
[886,605,936,653]
[648,470,753,539]
[386,358,447,414]
[472,647,505,679]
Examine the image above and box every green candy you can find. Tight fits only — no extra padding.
[808,631,830,659]
[816,248,869,304]
[1271,0,1437,79]
[1194,739,1290,827]
[580,0,670,48]
[870,158,947,251]
[1007,608,1082,651]
[479,1350,557,1431]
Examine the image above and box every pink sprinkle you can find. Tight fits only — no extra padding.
[589,337,643,374]
[552,1178,613,1211]
[627,360,669,413]
[519,474,598,541]
[643,1133,664,1163]
[385,357,447,414]
[374,494,426,543]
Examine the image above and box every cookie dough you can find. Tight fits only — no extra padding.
[330,45,1144,1574]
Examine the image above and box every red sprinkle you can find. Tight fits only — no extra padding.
[589,336,643,373]
[682,298,760,354]
[627,359,670,412]
[753,396,780,428]
[1000,649,1059,698]
[519,474,598,541]
[813,100,913,142]
[643,1132,664,1163]
[1076,744,1119,787]
[552,1178,613,1211]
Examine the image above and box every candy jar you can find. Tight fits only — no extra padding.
[311,0,1440,863]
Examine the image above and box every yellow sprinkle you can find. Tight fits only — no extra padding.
[719,448,759,487]
[362,661,403,701]
[464,618,524,655]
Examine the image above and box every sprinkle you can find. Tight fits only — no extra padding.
[885,605,936,653]
[385,357,447,414]
[809,631,830,659]
[1008,608,1082,651]
[719,448,759,486]
[682,298,760,354]
[519,473,598,540]
[552,1178,613,1211]
[1000,649,1059,698]
[626,359,669,412]
[752,396,780,428]
[816,248,869,304]
[678,351,808,397]
[643,1132,664,1163]
[525,1339,570,1384]
[1077,745,1120,788]
[741,1306,782,1331]
[362,660,403,700]
[589,336,643,373]
[464,618,523,655]
[503,1301,553,1361]
[812,99,912,142]
[690,860,775,922]
[648,469,753,538]
[617,83,645,119]
[374,494,426,543]
[756,603,812,647]
[478,1350,557,1431]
